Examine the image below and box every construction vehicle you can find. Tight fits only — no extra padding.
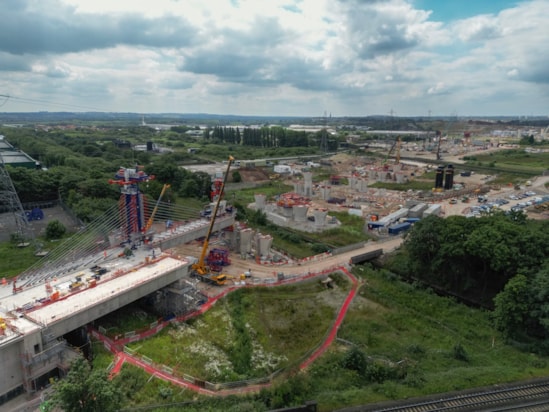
[191,156,234,286]
[383,136,401,167]
[143,183,171,233]
[206,248,231,272]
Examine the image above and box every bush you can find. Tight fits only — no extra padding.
[45,219,66,240]
[341,346,368,375]
[232,170,242,182]
[452,342,469,362]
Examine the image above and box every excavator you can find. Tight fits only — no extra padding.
[191,156,234,286]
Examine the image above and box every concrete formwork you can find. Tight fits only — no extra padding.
[350,176,368,192]
[278,206,294,218]
[349,176,357,190]
[319,186,331,200]
[255,233,273,257]
[313,209,328,227]
[239,228,254,254]
[254,194,266,210]
[394,172,407,184]
[303,171,313,197]
[293,205,309,222]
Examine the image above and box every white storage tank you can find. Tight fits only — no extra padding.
[274,164,292,174]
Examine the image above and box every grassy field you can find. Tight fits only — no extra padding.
[0,241,46,278]
[92,265,549,411]
[125,277,348,382]
[462,149,549,184]
[309,265,549,410]
[226,182,294,205]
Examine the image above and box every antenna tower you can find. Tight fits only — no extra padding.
[0,154,36,245]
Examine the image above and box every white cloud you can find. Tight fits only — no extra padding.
[0,0,547,116]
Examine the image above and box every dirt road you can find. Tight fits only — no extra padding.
[173,236,403,295]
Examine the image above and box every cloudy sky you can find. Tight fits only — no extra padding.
[0,0,548,117]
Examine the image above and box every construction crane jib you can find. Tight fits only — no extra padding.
[193,156,234,278]
[143,183,171,233]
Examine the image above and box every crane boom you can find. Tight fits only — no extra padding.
[143,183,170,233]
[193,156,234,278]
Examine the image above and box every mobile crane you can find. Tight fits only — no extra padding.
[191,156,234,286]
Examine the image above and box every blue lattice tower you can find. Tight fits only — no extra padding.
[109,165,154,242]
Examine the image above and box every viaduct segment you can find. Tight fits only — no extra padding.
[0,214,235,405]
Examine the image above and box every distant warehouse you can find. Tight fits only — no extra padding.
[0,136,40,169]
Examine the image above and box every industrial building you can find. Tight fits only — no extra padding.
[0,137,40,169]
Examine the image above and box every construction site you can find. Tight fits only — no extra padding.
[1,131,548,408]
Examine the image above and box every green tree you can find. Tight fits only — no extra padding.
[232,170,242,183]
[51,357,123,412]
[526,266,549,340]
[45,220,66,240]
[341,346,368,375]
[493,274,531,340]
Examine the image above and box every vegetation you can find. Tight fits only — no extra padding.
[0,241,44,277]
[49,357,123,412]
[2,121,549,410]
[461,149,548,183]
[125,280,343,382]
[45,219,66,240]
[391,213,549,305]
[305,266,549,410]
[89,265,549,411]
[386,212,549,353]
[237,205,371,258]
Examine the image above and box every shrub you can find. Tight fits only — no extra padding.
[45,219,66,240]
[452,342,469,362]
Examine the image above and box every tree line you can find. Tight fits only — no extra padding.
[392,212,549,350]
[2,127,214,222]
[207,125,311,147]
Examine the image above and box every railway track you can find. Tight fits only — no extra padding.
[340,378,549,412]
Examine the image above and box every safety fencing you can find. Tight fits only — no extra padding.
[91,264,358,395]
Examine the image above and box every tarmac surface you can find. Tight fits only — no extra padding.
[0,204,80,243]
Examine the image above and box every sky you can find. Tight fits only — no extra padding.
[0,0,548,117]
